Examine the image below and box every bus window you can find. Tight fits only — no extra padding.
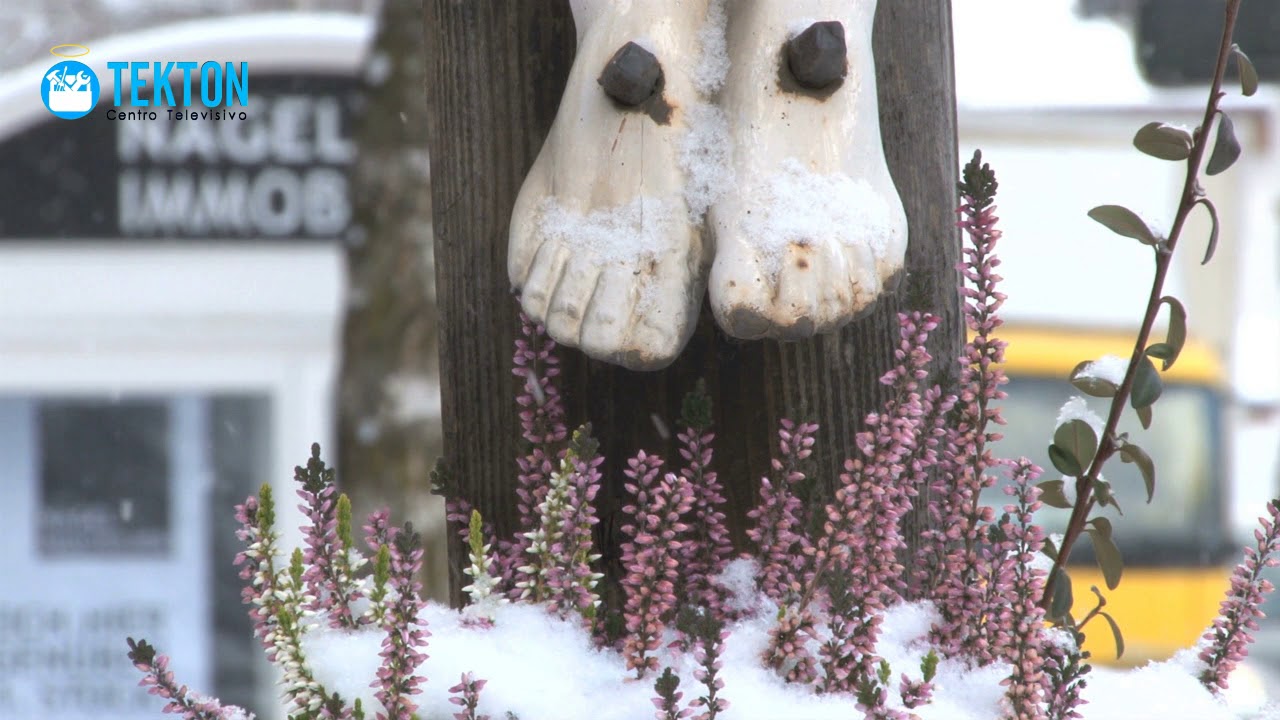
[990,376,1230,564]
[982,374,1234,663]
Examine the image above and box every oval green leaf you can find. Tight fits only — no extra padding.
[1196,197,1220,266]
[1133,121,1193,161]
[1049,443,1083,477]
[1049,566,1074,620]
[1036,479,1073,509]
[1100,610,1126,659]
[1232,45,1259,97]
[1130,356,1163,409]
[1088,516,1114,539]
[1156,296,1187,371]
[1087,526,1124,590]
[1088,205,1162,246]
[1206,112,1242,176]
[1070,360,1119,398]
[1054,419,1099,474]
[1119,442,1157,503]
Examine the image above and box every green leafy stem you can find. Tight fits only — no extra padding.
[1041,0,1252,614]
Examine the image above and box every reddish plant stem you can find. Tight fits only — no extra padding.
[1042,0,1243,610]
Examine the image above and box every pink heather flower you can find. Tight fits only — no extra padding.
[546,450,606,619]
[447,672,491,720]
[446,496,475,543]
[899,650,937,711]
[746,419,818,603]
[235,487,337,714]
[294,443,363,630]
[997,459,1049,720]
[519,428,604,619]
[127,637,254,720]
[903,384,957,598]
[675,394,734,620]
[676,607,730,720]
[363,508,395,626]
[928,152,1012,664]
[900,674,934,711]
[620,452,695,677]
[652,668,693,720]
[364,508,393,551]
[762,607,819,685]
[1042,631,1090,720]
[799,312,938,692]
[1198,498,1280,693]
[506,313,570,587]
[233,491,277,656]
[373,523,429,720]
[818,563,866,693]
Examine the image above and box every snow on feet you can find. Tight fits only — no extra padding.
[708,0,907,341]
[508,0,724,371]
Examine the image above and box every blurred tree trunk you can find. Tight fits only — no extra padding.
[424,1,960,606]
[338,0,447,601]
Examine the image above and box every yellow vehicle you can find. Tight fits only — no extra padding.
[992,326,1233,665]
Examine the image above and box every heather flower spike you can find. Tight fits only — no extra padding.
[792,312,939,691]
[508,313,570,589]
[515,425,605,618]
[1042,631,1090,720]
[447,672,491,720]
[998,459,1049,720]
[621,452,694,677]
[675,607,730,720]
[463,510,507,626]
[746,418,818,603]
[1198,498,1280,693]
[295,443,364,630]
[234,484,340,715]
[762,607,818,685]
[928,150,1013,664]
[676,381,734,620]
[127,637,254,720]
[374,523,430,720]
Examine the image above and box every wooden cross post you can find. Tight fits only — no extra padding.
[423,1,962,604]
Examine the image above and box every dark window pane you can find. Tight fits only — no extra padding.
[37,400,171,557]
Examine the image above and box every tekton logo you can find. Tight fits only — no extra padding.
[42,45,100,120]
[41,44,250,121]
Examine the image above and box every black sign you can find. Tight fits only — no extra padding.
[0,74,361,240]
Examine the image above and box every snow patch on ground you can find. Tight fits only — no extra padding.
[298,590,1266,720]
[1085,646,1252,720]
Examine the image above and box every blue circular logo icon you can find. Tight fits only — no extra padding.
[42,60,100,120]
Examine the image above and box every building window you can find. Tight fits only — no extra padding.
[37,400,171,558]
